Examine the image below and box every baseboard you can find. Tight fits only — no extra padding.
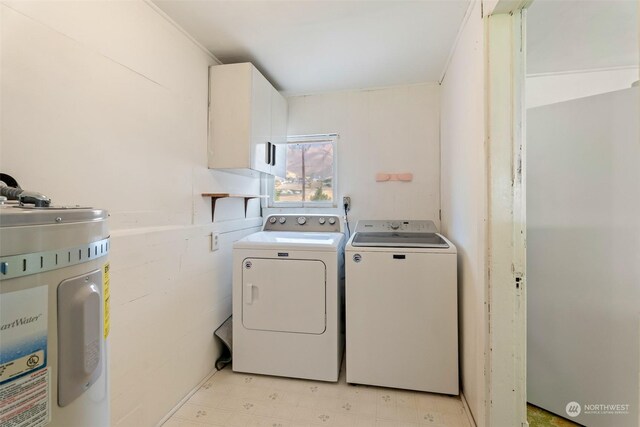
[155,367,219,427]
[460,391,478,427]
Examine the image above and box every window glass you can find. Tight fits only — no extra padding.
[273,138,335,205]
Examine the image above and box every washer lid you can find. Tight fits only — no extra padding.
[0,205,108,227]
[350,232,449,248]
[234,231,345,251]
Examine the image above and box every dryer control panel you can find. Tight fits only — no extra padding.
[264,214,341,232]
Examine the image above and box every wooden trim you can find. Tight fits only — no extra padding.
[439,0,478,84]
[461,391,479,427]
[485,9,528,427]
[488,0,533,16]
[143,0,222,64]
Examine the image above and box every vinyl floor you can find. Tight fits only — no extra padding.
[163,364,472,427]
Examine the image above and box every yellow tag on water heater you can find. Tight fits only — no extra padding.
[103,263,110,339]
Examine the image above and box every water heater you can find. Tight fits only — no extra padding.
[0,200,110,427]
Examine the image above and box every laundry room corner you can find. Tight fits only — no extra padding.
[283,83,441,226]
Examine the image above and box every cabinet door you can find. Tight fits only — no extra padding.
[250,69,272,174]
[208,63,252,169]
[270,88,288,178]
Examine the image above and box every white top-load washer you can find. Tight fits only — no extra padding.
[345,220,458,394]
[233,214,345,382]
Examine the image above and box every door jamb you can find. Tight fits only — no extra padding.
[484,1,531,426]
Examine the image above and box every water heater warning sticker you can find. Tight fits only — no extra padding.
[103,262,110,339]
[0,285,50,426]
[0,368,50,427]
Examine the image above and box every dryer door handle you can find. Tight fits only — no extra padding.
[244,283,254,304]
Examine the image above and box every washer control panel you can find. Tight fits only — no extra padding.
[354,220,438,233]
[263,214,341,232]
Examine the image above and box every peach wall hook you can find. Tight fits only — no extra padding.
[375,173,413,182]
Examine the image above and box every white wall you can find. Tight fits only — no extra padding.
[440,1,487,426]
[279,84,441,228]
[0,1,260,425]
[526,67,639,108]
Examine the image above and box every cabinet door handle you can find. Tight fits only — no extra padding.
[271,144,276,166]
[265,142,271,165]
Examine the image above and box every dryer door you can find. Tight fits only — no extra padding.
[242,258,326,334]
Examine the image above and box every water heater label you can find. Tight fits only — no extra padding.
[0,285,50,426]
[103,262,110,339]
[0,285,48,384]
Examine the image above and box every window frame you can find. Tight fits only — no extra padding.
[266,134,338,208]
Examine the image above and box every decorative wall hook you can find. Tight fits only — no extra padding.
[375,173,413,182]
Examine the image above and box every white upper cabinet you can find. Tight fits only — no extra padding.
[208,63,288,176]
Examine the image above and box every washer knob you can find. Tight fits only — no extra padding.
[297,217,307,225]
[328,217,336,225]
[390,222,400,230]
[268,217,277,224]
[278,217,286,224]
[318,217,326,225]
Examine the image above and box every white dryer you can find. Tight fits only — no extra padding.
[233,214,345,382]
[345,220,458,394]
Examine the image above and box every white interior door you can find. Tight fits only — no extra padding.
[242,258,326,334]
[527,87,640,427]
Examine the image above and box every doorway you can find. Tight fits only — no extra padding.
[525,1,640,426]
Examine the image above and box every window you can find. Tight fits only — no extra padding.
[269,134,337,207]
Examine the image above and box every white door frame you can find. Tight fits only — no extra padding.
[484,1,530,426]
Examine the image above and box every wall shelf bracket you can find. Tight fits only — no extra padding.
[201,193,268,221]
